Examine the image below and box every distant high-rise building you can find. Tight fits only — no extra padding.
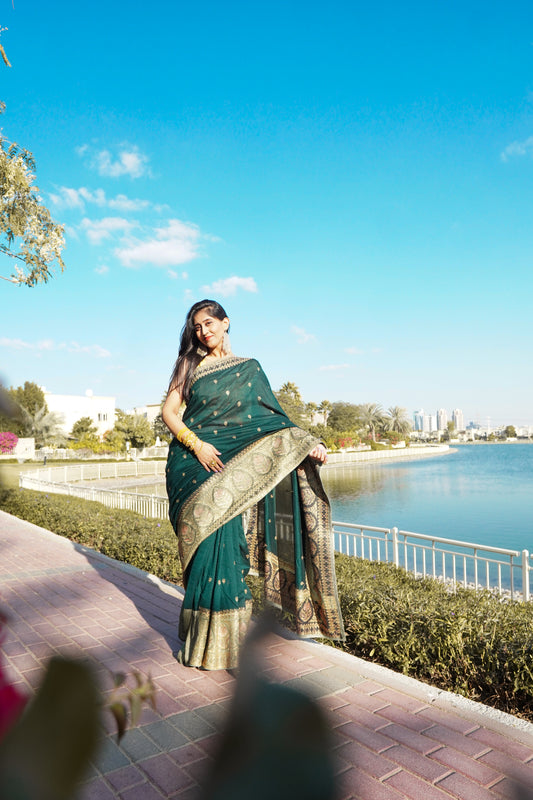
[452,408,464,431]
[437,408,448,431]
[421,413,437,432]
[413,410,424,431]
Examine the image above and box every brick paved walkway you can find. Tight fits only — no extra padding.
[2,509,533,799]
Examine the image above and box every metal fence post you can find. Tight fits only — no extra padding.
[522,550,530,602]
[392,527,399,567]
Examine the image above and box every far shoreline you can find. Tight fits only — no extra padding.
[323,444,454,469]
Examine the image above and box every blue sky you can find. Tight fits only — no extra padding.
[1,0,532,426]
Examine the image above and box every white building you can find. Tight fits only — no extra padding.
[44,390,116,438]
[423,413,437,433]
[452,408,464,432]
[413,410,424,431]
[133,403,161,425]
[437,408,448,431]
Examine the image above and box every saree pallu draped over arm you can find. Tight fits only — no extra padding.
[166,356,344,670]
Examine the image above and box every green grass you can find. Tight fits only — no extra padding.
[2,486,533,720]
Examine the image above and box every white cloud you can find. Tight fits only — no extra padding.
[501,136,533,162]
[81,216,135,245]
[50,186,152,214]
[49,186,107,209]
[94,146,150,178]
[78,187,107,206]
[67,342,111,358]
[108,194,150,211]
[201,276,258,297]
[319,363,350,371]
[49,187,85,209]
[0,338,110,357]
[95,265,109,275]
[167,269,188,280]
[344,346,363,355]
[291,325,315,344]
[115,219,202,267]
[0,338,32,350]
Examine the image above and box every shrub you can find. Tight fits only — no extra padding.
[334,553,533,718]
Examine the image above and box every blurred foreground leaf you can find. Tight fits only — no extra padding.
[201,614,336,800]
[0,657,100,800]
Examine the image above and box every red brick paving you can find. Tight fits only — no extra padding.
[2,509,533,799]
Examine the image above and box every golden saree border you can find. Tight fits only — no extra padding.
[190,354,251,386]
[296,460,345,640]
[178,602,252,670]
[257,468,345,641]
[177,426,319,571]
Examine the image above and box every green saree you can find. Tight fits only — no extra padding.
[166,356,344,670]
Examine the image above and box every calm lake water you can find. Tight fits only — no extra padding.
[322,444,533,552]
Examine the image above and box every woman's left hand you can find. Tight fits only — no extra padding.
[309,444,327,464]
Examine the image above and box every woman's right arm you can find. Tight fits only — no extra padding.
[162,387,224,472]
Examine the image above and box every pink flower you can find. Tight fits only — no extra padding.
[0,431,18,454]
[0,617,27,740]
[0,675,27,740]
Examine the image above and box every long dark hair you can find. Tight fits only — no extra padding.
[168,299,229,402]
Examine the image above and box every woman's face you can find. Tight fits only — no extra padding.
[193,308,229,353]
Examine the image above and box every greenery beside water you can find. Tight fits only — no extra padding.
[2,487,533,720]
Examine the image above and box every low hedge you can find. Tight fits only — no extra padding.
[335,554,533,718]
[2,488,533,719]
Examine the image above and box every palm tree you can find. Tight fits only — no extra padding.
[305,401,318,424]
[317,400,332,426]
[359,402,384,442]
[21,405,65,446]
[385,406,412,435]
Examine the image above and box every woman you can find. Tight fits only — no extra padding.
[162,299,344,670]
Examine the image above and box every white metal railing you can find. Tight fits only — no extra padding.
[18,466,533,601]
[19,462,169,520]
[21,461,166,486]
[333,521,532,601]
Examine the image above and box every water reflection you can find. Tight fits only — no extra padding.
[323,445,533,552]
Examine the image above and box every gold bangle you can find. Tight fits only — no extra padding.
[177,426,199,452]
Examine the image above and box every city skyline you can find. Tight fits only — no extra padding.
[1,1,533,426]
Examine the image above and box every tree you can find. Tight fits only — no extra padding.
[327,402,362,433]
[0,29,65,286]
[20,406,65,446]
[0,381,48,436]
[317,400,332,425]
[0,24,11,68]
[384,406,412,435]
[11,381,47,415]
[71,417,97,440]
[275,382,306,427]
[103,428,126,453]
[359,402,385,442]
[305,401,318,424]
[504,425,517,439]
[115,412,155,449]
[0,133,65,285]
[153,413,170,443]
